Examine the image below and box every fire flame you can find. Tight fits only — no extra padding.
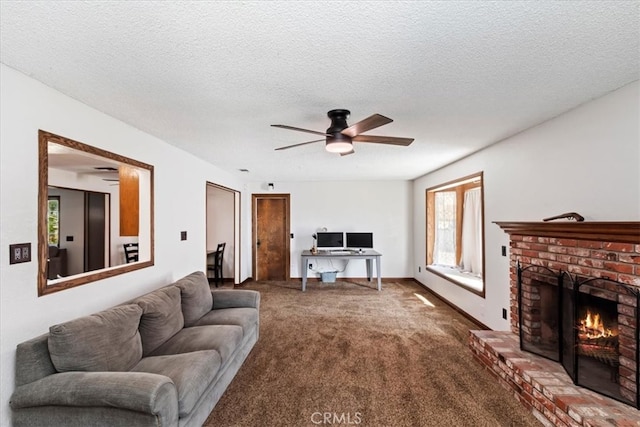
[578,310,614,339]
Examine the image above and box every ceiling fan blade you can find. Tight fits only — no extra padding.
[352,135,414,146]
[340,149,355,157]
[271,124,331,137]
[341,114,393,137]
[275,139,325,151]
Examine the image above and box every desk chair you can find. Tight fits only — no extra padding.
[207,242,225,287]
[123,243,139,263]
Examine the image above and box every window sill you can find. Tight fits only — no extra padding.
[426,264,485,297]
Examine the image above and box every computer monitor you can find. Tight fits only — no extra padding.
[316,232,344,249]
[346,232,373,249]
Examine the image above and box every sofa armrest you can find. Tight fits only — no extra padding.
[211,289,260,309]
[10,371,178,424]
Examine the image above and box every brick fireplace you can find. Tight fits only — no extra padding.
[470,221,640,426]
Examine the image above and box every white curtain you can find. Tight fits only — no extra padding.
[433,192,457,266]
[460,187,482,275]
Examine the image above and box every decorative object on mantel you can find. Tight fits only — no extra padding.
[494,221,640,243]
[542,211,585,222]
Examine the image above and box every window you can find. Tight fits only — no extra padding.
[47,196,60,246]
[433,191,456,266]
[426,172,485,296]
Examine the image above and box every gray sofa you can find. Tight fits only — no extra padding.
[10,271,260,427]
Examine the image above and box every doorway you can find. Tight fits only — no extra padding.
[206,183,240,285]
[252,193,290,281]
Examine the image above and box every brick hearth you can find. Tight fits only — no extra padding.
[470,222,640,426]
[469,331,640,427]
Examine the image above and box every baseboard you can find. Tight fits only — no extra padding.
[291,277,413,283]
[411,278,490,330]
[239,277,414,283]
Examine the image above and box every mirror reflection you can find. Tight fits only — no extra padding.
[39,131,154,296]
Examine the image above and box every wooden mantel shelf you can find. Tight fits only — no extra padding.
[494,221,640,244]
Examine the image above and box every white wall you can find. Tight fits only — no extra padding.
[0,65,250,426]
[247,181,413,279]
[413,81,640,331]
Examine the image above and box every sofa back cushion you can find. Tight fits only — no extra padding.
[48,304,143,372]
[175,271,213,326]
[135,286,185,356]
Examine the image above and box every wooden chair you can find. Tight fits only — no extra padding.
[207,242,225,287]
[123,243,139,263]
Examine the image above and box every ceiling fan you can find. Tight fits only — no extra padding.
[272,109,414,156]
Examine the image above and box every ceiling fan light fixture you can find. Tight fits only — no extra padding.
[325,140,353,154]
[325,132,353,154]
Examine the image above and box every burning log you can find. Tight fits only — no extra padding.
[577,310,619,367]
[578,311,615,339]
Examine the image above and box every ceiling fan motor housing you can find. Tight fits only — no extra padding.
[326,109,351,134]
[325,109,353,152]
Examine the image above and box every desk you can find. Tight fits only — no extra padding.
[300,250,382,292]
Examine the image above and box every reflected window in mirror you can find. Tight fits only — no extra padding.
[47,196,60,246]
[38,130,154,296]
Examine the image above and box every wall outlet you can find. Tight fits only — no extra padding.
[502,308,507,320]
[9,243,31,264]
[180,231,187,241]
[418,266,421,272]
[501,245,507,256]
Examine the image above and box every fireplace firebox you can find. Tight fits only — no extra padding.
[517,262,639,408]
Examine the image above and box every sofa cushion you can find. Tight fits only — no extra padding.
[150,325,243,365]
[48,304,143,372]
[175,271,213,326]
[135,286,184,356]
[131,350,221,417]
[193,307,258,336]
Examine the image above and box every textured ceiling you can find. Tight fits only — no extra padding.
[1,1,638,181]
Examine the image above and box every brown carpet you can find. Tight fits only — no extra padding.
[205,280,541,427]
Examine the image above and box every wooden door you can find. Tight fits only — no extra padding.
[253,194,290,280]
[84,191,107,272]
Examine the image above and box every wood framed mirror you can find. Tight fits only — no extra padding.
[38,130,154,296]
